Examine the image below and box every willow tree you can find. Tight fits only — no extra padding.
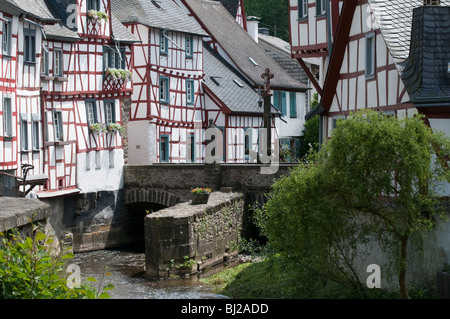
[263,110,450,298]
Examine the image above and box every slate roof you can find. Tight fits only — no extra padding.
[184,0,308,92]
[203,44,280,115]
[258,33,310,86]
[211,0,240,18]
[1,0,57,21]
[368,0,450,67]
[111,0,207,36]
[399,6,450,104]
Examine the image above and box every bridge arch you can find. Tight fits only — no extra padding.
[124,187,184,207]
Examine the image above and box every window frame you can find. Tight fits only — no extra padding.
[289,92,297,118]
[186,79,195,105]
[298,0,308,20]
[53,48,63,77]
[41,46,49,75]
[87,0,101,11]
[2,18,12,57]
[104,100,115,125]
[20,115,28,152]
[23,28,36,64]
[160,76,170,104]
[160,134,170,163]
[365,32,376,78]
[160,29,168,55]
[187,134,195,162]
[53,110,64,141]
[32,119,39,151]
[85,99,98,127]
[3,97,12,137]
[185,34,193,58]
[316,0,326,17]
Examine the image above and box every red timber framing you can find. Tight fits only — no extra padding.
[124,19,205,164]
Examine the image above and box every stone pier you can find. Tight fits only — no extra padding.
[144,191,244,279]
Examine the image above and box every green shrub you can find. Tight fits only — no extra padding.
[0,230,113,299]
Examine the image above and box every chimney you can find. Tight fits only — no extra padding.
[247,16,260,43]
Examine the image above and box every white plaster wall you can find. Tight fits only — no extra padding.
[127,122,157,165]
[77,149,124,193]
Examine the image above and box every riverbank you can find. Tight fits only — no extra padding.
[201,254,440,299]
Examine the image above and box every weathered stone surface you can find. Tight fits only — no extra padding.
[144,191,244,279]
[0,198,51,232]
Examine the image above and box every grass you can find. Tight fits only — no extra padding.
[201,254,439,299]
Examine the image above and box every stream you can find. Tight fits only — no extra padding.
[70,246,230,299]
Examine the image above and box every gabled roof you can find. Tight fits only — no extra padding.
[1,0,58,22]
[111,0,207,36]
[184,0,308,92]
[203,44,280,115]
[368,0,450,67]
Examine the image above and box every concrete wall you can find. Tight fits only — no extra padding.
[144,192,244,279]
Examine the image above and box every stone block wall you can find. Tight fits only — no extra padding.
[144,191,244,279]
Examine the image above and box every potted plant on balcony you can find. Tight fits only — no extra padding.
[90,122,107,134]
[105,68,133,82]
[88,10,108,25]
[191,187,212,205]
[107,123,125,137]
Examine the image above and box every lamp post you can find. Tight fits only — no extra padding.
[260,68,274,156]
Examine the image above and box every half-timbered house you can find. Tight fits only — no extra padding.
[0,0,138,251]
[111,0,208,165]
[290,0,450,152]
[182,0,309,162]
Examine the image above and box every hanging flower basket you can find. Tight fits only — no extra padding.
[88,10,108,25]
[107,123,125,137]
[90,122,107,134]
[191,187,212,205]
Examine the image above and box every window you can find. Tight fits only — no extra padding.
[273,91,287,116]
[2,19,12,56]
[86,100,97,127]
[54,49,63,77]
[366,32,375,77]
[0,169,17,196]
[186,79,194,105]
[104,47,126,70]
[41,46,49,75]
[53,111,63,141]
[87,0,100,11]
[104,101,115,125]
[24,28,36,63]
[187,134,195,162]
[298,0,308,19]
[160,135,169,162]
[32,114,39,150]
[289,92,297,118]
[244,128,252,161]
[186,35,193,57]
[160,30,168,54]
[160,77,169,104]
[21,116,28,151]
[3,98,12,137]
[316,0,326,16]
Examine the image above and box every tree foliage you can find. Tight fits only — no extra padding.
[243,0,289,41]
[261,110,450,298]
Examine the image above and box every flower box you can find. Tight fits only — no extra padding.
[105,68,132,82]
[191,187,212,205]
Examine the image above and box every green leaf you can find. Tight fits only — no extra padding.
[87,277,97,282]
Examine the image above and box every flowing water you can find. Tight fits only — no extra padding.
[70,246,230,299]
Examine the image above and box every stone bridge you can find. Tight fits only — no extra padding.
[123,163,296,207]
